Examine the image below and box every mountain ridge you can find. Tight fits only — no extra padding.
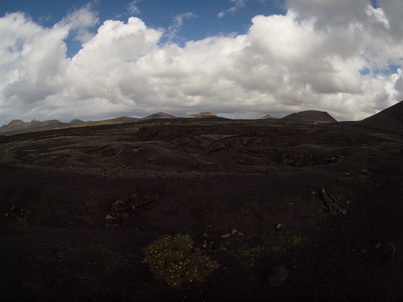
[2,103,402,134]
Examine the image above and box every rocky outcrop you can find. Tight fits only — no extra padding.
[106,189,160,226]
[320,187,348,216]
[383,242,396,261]
[268,265,288,286]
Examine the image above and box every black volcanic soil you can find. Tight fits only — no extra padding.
[0,118,402,301]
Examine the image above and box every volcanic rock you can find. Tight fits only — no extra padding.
[383,242,396,261]
[268,265,288,286]
[111,200,130,213]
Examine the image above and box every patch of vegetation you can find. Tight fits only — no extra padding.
[265,166,278,175]
[290,234,307,246]
[239,244,272,269]
[356,174,368,183]
[143,234,220,289]
[4,207,31,228]
[214,229,308,270]
[215,232,287,270]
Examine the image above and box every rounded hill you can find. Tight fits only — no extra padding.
[360,101,403,136]
[281,110,337,123]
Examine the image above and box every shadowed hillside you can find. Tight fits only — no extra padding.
[282,110,337,123]
[360,101,403,136]
[142,112,175,120]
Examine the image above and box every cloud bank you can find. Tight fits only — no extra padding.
[0,0,402,124]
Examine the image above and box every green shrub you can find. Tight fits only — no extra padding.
[290,235,307,246]
[265,166,278,175]
[143,234,219,289]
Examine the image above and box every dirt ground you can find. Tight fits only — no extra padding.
[0,119,402,301]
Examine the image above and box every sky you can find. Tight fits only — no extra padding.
[0,0,402,124]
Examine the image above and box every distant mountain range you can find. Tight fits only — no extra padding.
[0,112,226,133]
[1,102,402,135]
[0,117,139,133]
[2,119,66,132]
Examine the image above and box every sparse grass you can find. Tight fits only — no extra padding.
[290,234,307,246]
[265,166,278,175]
[143,234,220,289]
[4,207,31,228]
[239,244,272,269]
[356,174,368,183]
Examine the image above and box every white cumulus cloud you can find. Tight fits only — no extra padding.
[61,4,99,42]
[0,1,402,124]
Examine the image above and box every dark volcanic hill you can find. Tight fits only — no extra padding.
[142,112,175,120]
[69,119,85,125]
[282,110,337,123]
[360,101,403,136]
[83,116,138,126]
[104,116,138,123]
[38,120,64,128]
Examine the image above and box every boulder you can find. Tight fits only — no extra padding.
[111,199,129,213]
[383,242,396,261]
[106,190,160,226]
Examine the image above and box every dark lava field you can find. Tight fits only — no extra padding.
[0,102,402,301]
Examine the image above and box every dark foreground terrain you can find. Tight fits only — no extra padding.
[0,113,402,301]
